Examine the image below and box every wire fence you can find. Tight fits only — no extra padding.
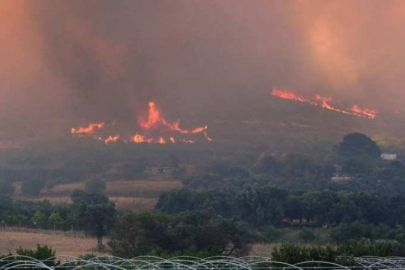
[2,256,405,270]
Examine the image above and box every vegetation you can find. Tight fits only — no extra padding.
[109,211,252,257]
[0,132,405,257]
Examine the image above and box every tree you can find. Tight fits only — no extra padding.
[0,180,14,196]
[49,212,65,230]
[85,179,106,194]
[71,190,116,250]
[32,211,47,227]
[236,186,287,225]
[108,211,252,258]
[21,179,46,196]
[338,133,381,160]
[342,155,377,175]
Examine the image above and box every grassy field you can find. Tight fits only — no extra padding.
[0,228,104,258]
[0,228,274,258]
[13,176,182,211]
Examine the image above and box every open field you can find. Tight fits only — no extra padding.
[12,176,182,211]
[0,228,105,258]
[250,244,274,257]
[0,228,274,258]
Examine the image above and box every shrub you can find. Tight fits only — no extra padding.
[338,239,405,257]
[271,243,338,264]
[16,245,58,266]
[260,225,282,243]
[299,228,316,243]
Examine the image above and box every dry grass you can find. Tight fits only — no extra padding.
[0,229,106,258]
[110,197,157,210]
[250,244,276,257]
[12,177,182,212]
[38,179,182,198]
[106,180,182,197]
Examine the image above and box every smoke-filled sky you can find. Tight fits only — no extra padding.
[1,0,405,140]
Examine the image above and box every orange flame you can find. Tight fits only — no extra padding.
[158,137,166,144]
[351,105,377,119]
[132,134,145,143]
[138,102,208,134]
[71,102,213,144]
[271,89,316,105]
[104,134,120,144]
[272,88,377,119]
[71,122,105,134]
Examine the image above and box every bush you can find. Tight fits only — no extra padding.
[331,223,391,244]
[260,226,282,243]
[85,179,107,193]
[16,245,58,266]
[338,239,405,257]
[0,180,14,196]
[21,179,46,196]
[299,228,316,243]
[109,211,252,258]
[271,243,338,264]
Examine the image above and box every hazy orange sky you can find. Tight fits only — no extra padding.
[0,0,404,139]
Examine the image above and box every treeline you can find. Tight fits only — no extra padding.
[109,211,252,257]
[0,191,115,241]
[156,187,405,227]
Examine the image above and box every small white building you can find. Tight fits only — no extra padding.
[381,153,397,161]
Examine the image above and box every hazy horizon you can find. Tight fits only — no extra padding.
[1,0,404,143]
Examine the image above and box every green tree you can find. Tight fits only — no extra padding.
[49,212,65,230]
[338,133,381,160]
[342,155,377,175]
[71,190,116,251]
[109,211,252,258]
[32,210,47,227]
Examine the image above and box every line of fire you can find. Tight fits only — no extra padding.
[271,88,377,120]
[70,102,213,144]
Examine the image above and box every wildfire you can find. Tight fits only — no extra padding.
[271,88,377,119]
[71,122,105,134]
[104,134,120,144]
[138,102,208,134]
[70,102,213,144]
[271,89,316,105]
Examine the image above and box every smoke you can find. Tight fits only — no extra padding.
[0,0,404,142]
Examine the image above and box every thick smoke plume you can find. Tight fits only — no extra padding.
[0,0,404,142]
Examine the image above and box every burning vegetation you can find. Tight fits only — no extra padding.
[271,88,377,119]
[70,102,213,144]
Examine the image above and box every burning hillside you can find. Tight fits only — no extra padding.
[70,102,213,144]
[271,88,377,119]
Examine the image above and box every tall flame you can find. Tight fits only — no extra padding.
[271,88,377,119]
[138,102,208,134]
[70,101,213,144]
